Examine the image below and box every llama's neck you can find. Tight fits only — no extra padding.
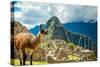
[36,33,41,42]
[31,32,45,49]
[30,34,41,49]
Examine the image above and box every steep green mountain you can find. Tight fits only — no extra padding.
[46,16,97,54]
[46,16,67,40]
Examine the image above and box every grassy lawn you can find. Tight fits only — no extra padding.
[11,59,48,66]
[68,55,81,61]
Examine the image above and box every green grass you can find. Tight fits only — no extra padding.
[41,42,48,47]
[68,55,81,61]
[11,59,48,66]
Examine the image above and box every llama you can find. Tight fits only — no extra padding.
[14,26,48,65]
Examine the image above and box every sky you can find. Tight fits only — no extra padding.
[11,1,97,29]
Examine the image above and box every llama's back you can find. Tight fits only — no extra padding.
[14,32,36,50]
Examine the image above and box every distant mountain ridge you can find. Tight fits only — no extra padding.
[29,25,40,36]
[63,22,97,42]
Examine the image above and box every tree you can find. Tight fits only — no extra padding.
[68,43,75,60]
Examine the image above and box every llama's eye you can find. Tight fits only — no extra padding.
[40,30,44,33]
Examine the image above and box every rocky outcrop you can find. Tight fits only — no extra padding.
[11,21,29,37]
[41,39,96,63]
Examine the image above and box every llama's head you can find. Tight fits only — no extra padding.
[39,24,48,41]
[40,24,48,34]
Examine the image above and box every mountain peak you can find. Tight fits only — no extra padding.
[47,16,61,27]
[51,16,59,20]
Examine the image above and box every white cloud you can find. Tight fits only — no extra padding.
[14,11,23,18]
[13,2,97,29]
[55,5,70,23]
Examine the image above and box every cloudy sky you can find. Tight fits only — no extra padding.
[11,1,97,29]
